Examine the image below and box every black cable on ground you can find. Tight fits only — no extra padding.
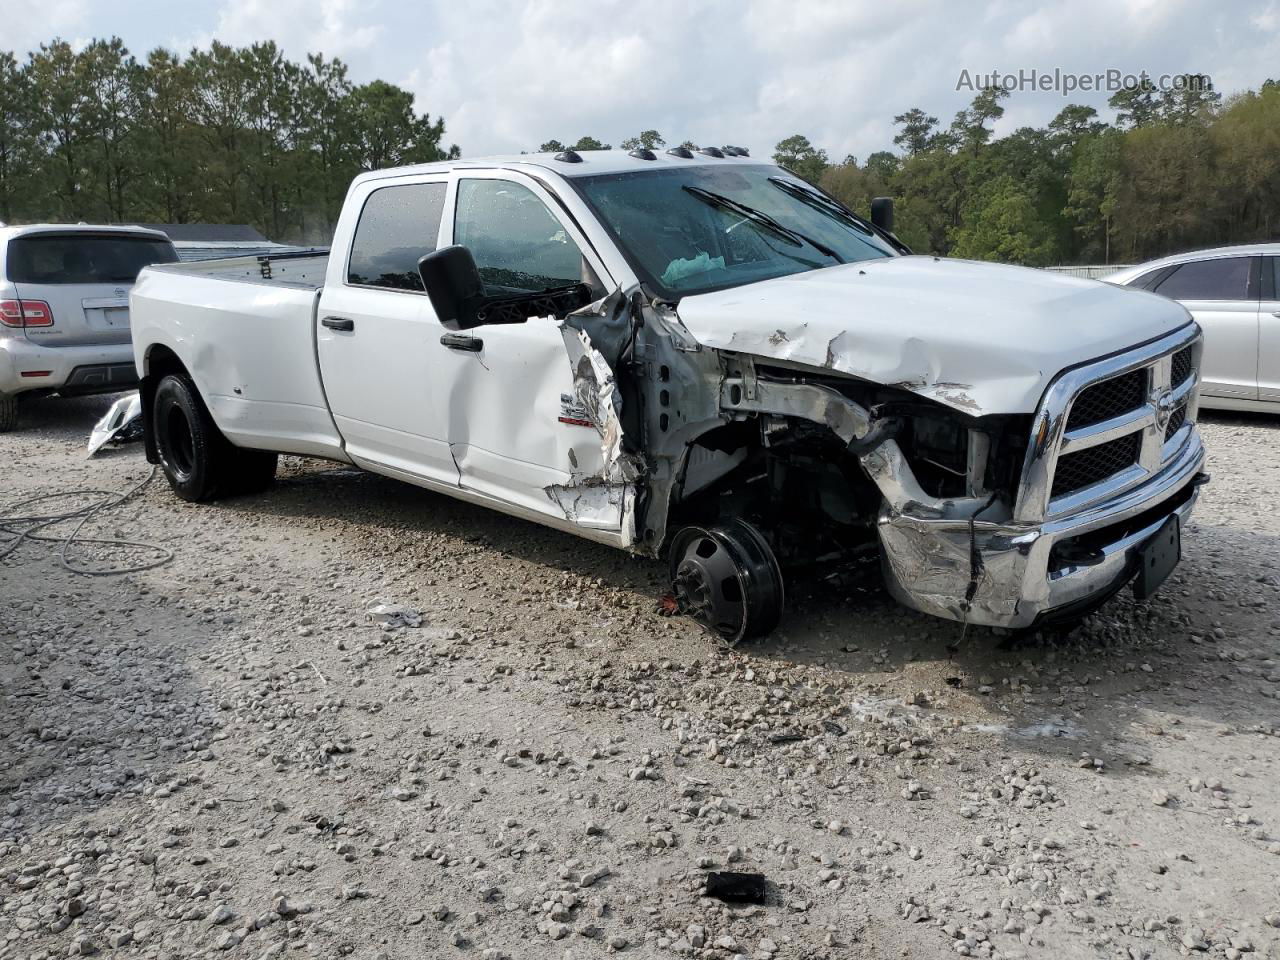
[0,466,174,575]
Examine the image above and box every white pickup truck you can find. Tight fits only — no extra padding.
[131,148,1207,640]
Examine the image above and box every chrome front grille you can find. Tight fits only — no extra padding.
[1171,346,1193,387]
[1051,432,1142,498]
[1066,369,1146,430]
[1016,326,1203,523]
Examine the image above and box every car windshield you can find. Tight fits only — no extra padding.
[7,234,178,285]
[571,164,897,299]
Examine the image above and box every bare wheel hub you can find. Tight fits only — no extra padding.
[669,519,784,643]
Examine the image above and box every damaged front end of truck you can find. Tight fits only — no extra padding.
[556,283,1206,645]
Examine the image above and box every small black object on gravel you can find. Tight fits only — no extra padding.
[705,871,766,904]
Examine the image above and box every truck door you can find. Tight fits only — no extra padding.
[315,176,460,486]
[1150,255,1260,402]
[442,172,616,523]
[1259,257,1280,403]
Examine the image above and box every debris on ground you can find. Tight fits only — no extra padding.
[2,394,1279,959]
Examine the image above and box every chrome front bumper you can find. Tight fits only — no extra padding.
[877,429,1205,629]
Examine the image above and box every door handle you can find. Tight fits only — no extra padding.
[440,333,483,352]
[1271,311,1280,318]
[321,316,354,331]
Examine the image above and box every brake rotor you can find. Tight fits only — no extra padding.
[668,519,785,644]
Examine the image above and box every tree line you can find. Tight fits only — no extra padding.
[538,77,1280,267]
[0,38,458,242]
[776,77,1280,266]
[3,42,1276,266]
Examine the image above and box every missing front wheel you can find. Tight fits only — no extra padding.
[668,519,784,644]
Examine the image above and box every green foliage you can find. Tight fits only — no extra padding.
[892,108,938,156]
[621,130,665,151]
[0,36,459,241]
[570,136,611,151]
[772,134,828,183]
[949,175,1055,264]
[800,79,1280,265]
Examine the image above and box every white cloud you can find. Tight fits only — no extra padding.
[6,0,1279,162]
[194,0,382,58]
[0,0,87,55]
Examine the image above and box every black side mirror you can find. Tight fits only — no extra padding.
[419,245,487,330]
[870,197,894,234]
[418,244,595,331]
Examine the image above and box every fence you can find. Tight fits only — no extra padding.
[1043,264,1132,280]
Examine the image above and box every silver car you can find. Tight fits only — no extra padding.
[1108,244,1280,412]
[0,224,179,431]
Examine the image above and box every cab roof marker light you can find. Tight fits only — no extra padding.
[554,150,583,164]
[628,148,656,161]
[666,146,694,159]
[697,147,725,158]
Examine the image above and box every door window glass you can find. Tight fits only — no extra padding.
[1154,257,1254,301]
[454,179,587,295]
[347,182,447,291]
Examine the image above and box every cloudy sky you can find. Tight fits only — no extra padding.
[3,0,1278,161]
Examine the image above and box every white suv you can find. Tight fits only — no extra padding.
[0,224,179,431]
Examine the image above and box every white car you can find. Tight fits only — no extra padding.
[1107,244,1280,412]
[0,224,179,431]
[129,149,1206,639]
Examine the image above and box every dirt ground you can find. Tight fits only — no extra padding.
[2,393,1279,960]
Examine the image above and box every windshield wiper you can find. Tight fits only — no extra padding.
[682,185,844,264]
[767,177,874,236]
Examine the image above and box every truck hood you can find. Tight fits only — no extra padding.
[674,255,1192,416]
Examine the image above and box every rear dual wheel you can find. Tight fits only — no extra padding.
[153,374,277,501]
[669,519,785,644]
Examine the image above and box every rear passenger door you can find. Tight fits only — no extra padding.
[316,176,460,486]
[1259,257,1280,402]
[1151,256,1260,401]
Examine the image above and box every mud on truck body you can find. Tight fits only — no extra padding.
[130,149,1207,642]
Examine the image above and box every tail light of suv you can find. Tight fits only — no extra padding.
[0,299,55,327]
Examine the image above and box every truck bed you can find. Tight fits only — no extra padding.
[148,249,330,289]
[130,249,346,461]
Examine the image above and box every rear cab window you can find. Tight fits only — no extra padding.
[7,234,178,284]
[347,182,448,291]
[1154,257,1257,301]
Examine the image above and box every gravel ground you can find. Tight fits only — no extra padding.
[2,393,1280,960]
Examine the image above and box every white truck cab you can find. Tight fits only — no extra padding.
[130,149,1207,640]
[0,224,178,430]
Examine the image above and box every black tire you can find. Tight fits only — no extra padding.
[152,374,277,501]
[0,393,17,433]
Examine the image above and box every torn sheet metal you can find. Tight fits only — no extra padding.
[719,373,993,521]
[557,290,642,485]
[541,290,643,545]
[544,481,635,535]
[559,326,636,483]
[87,392,143,456]
[673,255,1187,416]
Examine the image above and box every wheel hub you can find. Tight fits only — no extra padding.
[669,519,784,643]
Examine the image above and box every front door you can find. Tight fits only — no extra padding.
[1151,255,1260,401]
[441,172,619,524]
[315,176,460,485]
